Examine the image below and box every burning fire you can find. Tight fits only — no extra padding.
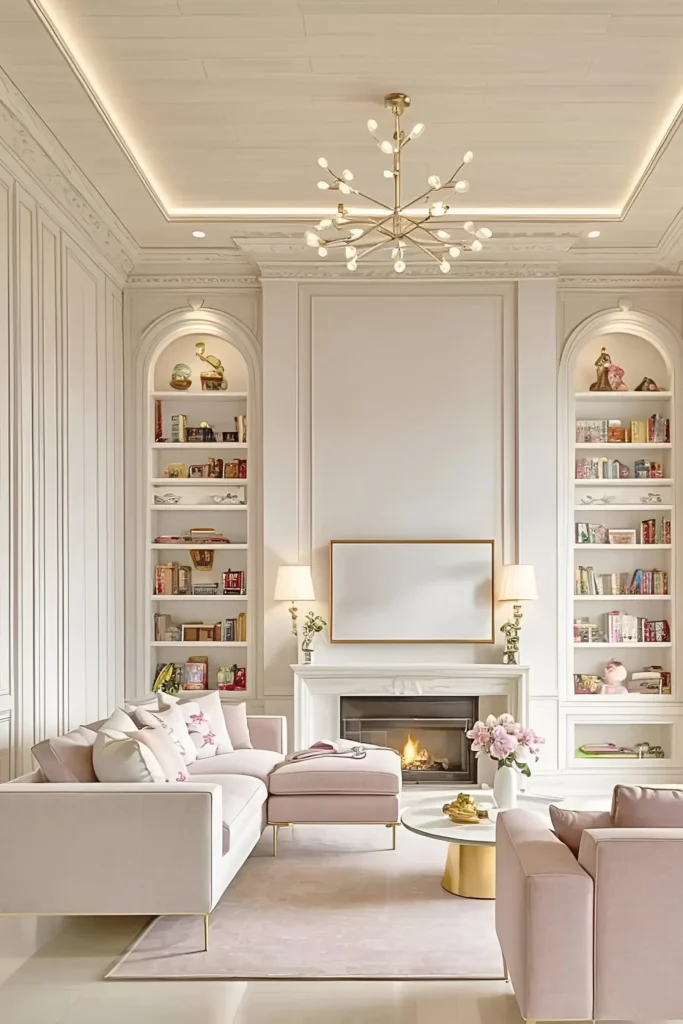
[401,734,434,771]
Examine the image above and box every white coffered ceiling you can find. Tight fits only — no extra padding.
[3,0,683,268]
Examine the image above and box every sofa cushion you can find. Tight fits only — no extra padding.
[187,749,282,785]
[191,774,267,854]
[549,805,612,857]
[127,727,189,783]
[93,729,166,784]
[99,708,136,733]
[268,749,401,797]
[31,727,98,783]
[160,692,234,759]
[222,702,253,750]
[612,785,683,827]
[134,705,197,767]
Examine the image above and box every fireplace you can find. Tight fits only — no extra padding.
[340,695,478,784]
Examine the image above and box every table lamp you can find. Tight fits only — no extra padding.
[498,564,537,665]
[274,565,315,635]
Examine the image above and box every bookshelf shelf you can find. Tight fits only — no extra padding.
[151,595,248,602]
[151,391,247,401]
[573,504,673,511]
[574,478,673,485]
[575,442,671,449]
[148,338,254,698]
[574,642,673,648]
[574,544,671,550]
[574,594,671,601]
[574,391,672,400]
[152,442,247,450]
[150,504,248,512]
[151,641,248,648]
[151,478,248,486]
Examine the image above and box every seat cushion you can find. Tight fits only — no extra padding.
[191,774,267,854]
[268,749,401,797]
[612,784,683,827]
[187,749,283,785]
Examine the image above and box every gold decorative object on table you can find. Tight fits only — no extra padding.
[442,793,488,825]
[196,341,228,390]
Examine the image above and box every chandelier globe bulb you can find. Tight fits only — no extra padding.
[349,227,364,240]
[367,119,378,134]
[342,169,354,181]
[394,259,406,273]
[448,246,461,258]
[427,174,441,188]
[317,180,330,190]
[345,246,357,259]
[463,221,475,234]
[317,246,328,257]
[317,157,328,168]
[470,239,483,252]
[338,181,352,194]
[383,169,394,178]
[454,179,470,193]
[439,260,451,274]
[317,218,332,229]
[476,227,493,239]
[409,123,425,139]
[305,231,321,247]
[379,140,394,154]
[347,259,358,271]
[463,150,474,163]
[436,229,450,240]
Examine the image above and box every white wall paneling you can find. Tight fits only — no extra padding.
[0,147,125,777]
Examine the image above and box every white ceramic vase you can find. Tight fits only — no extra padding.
[493,764,518,810]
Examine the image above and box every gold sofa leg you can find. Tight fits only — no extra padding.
[385,823,398,850]
[273,824,278,857]
[203,914,209,951]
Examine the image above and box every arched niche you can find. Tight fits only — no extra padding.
[125,306,262,701]
[556,307,682,774]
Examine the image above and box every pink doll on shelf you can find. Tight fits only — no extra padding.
[607,363,629,391]
[601,660,629,695]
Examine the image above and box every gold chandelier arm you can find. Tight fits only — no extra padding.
[401,161,465,214]
[324,163,394,213]
[405,236,444,264]
[355,237,393,261]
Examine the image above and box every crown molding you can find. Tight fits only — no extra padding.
[257,261,560,280]
[0,68,137,280]
[126,274,260,289]
[558,274,683,290]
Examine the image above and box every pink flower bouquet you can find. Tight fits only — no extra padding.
[465,713,544,777]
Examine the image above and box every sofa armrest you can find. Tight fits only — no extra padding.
[578,827,683,1021]
[0,782,224,915]
[495,809,593,1022]
[247,715,287,754]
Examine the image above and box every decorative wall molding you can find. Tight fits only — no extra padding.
[258,261,560,280]
[0,68,137,280]
[558,275,683,290]
[126,274,260,288]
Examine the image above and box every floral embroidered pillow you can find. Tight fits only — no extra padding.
[160,691,234,760]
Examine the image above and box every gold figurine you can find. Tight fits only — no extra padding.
[590,347,613,391]
[195,341,228,390]
[442,793,488,825]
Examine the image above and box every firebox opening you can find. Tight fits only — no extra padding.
[340,695,478,785]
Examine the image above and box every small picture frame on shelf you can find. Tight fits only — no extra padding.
[608,529,637,545]
[164,463,187,478]
[183,661,208,689]
[189,464,208,478]
[574,673,603,695]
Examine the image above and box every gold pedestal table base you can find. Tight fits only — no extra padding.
[441,841,496,899]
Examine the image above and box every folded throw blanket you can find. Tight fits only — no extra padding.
[287,739,369,762]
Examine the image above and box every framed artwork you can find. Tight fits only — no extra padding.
[608,529,637,545]
[189,464,208,478]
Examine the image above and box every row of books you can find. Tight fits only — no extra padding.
[575,567,668,595]
[575,416,670,444]
[605,613,670,644]
[153,662,247,693]
[154,564,247,596]
[154,614,247,643]
[576,458,665,479]
[640,517,671,544]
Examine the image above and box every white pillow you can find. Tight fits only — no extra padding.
[128,726,188,783]
[133,705,197,766]
[93,729,165,784]
[160,691,233,759]
[99,708,136,733]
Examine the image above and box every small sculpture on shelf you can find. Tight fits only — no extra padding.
[442,793,488,825]
[634,376,663,392]
[154,492,181,505]
[500,620,520,664]
[641,492,663,504]
[580,495,616,505]
[301,611,327,664]
[589,347,629,391]
[170,363,192,390]
[601,660,629,695]
[196,341,228,390]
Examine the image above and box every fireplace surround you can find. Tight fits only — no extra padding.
[340,695,478,784]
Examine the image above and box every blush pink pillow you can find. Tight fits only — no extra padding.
[31,727,99,783]
[549,805,612,857]
[612,785,683,827]
[222,702,252,750]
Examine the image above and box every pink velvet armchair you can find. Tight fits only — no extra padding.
[496,805,683,1023]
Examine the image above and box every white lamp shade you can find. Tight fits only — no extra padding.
[274,565,315,602]
[498,564,537,602]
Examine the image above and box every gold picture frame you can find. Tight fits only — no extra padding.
[329,539,495,644]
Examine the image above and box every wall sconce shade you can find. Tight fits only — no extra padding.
[274,565,315,602]
[498,564,537,603]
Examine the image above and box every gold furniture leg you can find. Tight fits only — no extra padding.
[273,824,278,857]
[441,843,496,899]
[503,955,510,981]
[203,913,209,951]
[386,823,398,849]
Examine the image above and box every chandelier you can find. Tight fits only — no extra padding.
[304,92,492,274]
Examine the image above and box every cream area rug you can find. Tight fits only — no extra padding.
[107,824,504,980]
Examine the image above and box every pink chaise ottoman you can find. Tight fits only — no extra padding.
[268,749,402,854]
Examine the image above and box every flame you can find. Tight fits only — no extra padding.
[402,734,429,769]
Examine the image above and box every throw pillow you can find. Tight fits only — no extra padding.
[612,785,683,827]
[98,708,137,733]
[549,805,612,857]
[92,729,166,784]
[222,702,253,750]
[126,727,188,783]
[133,705,197,767]
[31,726,99,783]
[160,691,233,759]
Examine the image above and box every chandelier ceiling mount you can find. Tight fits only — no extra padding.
[305,92,492,274]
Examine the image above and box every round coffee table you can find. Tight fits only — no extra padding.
[401,792,552,900]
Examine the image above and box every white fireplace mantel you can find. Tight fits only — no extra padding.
[292,663,529,750]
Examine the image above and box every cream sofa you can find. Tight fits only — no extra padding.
[0,713,286,950]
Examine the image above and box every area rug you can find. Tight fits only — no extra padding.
[107,824,504,980]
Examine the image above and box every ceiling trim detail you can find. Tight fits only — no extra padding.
[25,0,683,225]
[0,67,137,277]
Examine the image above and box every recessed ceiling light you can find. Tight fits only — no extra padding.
[192,230,206,238]
[587,230,601,238]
